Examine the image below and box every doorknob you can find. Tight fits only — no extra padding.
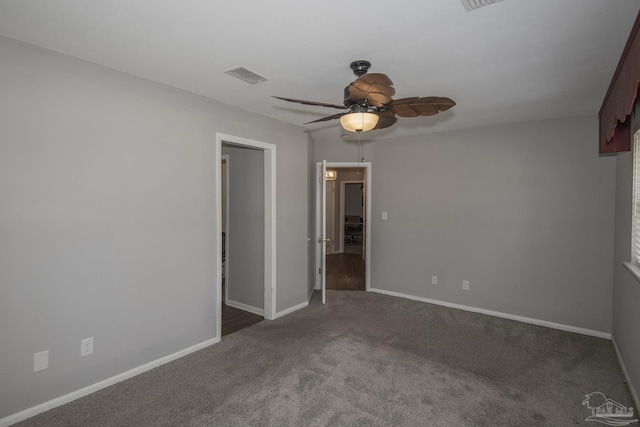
[317,238,332,243]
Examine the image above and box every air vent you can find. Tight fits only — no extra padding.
[224,66,269,84]
[460,0,504,12]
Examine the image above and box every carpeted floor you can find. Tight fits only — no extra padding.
[15,291,634,426]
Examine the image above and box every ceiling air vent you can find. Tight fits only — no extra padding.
[460,0,504,12]
[225,66,269,85]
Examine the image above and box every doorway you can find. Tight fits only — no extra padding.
[220,152,264,336]
[216,133,276,340]
[315,162,372,298]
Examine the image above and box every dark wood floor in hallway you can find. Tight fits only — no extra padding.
[222,303,263,336]
[326,252,365,290]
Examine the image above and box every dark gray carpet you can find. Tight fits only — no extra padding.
[16,291,634,426]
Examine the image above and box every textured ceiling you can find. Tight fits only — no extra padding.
[0,0,638,143]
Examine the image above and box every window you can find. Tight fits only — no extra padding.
[632,131,640,262]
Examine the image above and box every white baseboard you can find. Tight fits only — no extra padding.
[612,336,640,411]
[0,337,220,427]
[225,299,264,316]
[225,297,308,319]
[276,300,309,319]
[369,288,612,340]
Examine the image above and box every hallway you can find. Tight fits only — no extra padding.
[326,253,365,290]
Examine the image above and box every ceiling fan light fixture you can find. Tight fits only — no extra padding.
[340,112,379,132]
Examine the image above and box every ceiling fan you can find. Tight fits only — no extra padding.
[274,60,455,133]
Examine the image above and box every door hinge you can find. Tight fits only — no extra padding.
[319,267,322,275]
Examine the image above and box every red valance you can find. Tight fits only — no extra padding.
[599,10,640,154]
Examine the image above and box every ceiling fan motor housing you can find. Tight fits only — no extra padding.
[343,86,373,111]
[343,86,356,107]
[350,60,371,77]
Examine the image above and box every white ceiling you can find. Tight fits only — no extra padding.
[0,0,638,142]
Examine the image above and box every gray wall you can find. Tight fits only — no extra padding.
[317,116,616,333]
[612,142,640,403]
[0,37,310,419]
[222,144,264,310]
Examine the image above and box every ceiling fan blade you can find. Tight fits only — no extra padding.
[373,110,397,130]
[273,96,347,110]
[359,73,394,87]
[348,73,396,107]
[304,112,347,124]
[389,97,456,117]
[418,97,456,112]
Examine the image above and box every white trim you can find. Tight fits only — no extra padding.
[0,338,220,427]
[369,288,612,339]
[315,162,322,290]
[216,133,277,324]
[215,140,223,341]
[322,160,327,303]
[221,155,229,303]
[365,164,371,292]
[264,148,277,320]
[623,262,640,284]
[612,336,640,412]
[225,299,264,316]
[276,300,309,318]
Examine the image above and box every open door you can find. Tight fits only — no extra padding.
[319,160,327,304]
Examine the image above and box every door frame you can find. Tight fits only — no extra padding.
[216,133,277,341]
[315,162,372,293]
[221,154,229,303]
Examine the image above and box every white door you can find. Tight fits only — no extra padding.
[320,160,327,304]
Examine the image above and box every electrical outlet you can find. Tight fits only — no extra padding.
[432,276,438,285]
[463,280,470,291]
[81,337,94,357]
[34,350,48,372]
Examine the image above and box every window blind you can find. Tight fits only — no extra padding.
[632,132,640,262]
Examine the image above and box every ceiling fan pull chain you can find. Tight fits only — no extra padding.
[357,131,362,174]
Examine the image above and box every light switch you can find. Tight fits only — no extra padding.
[382,211,388,220]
